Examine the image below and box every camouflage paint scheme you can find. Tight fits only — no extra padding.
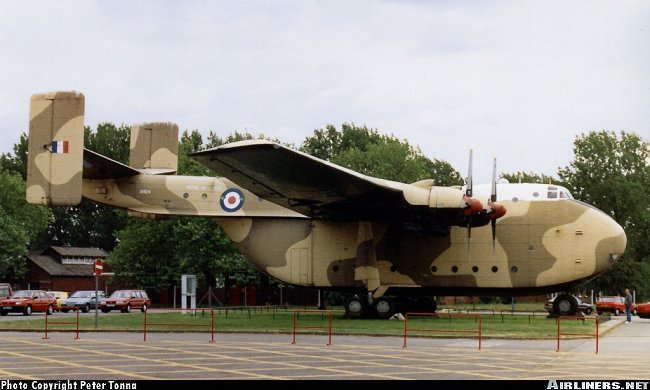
[26,91,627,298]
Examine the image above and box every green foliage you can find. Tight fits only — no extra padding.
[0,170,52,280]
[558,131,650,296]
[500,172,561,186]
[301,123,462,185]
[109,217,255,290]
[0,133,28,179]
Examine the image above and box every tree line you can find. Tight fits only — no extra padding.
[0,123,648,298]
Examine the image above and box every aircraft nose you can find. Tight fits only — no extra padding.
[595,215,627,271]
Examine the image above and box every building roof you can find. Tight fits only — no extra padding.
[48,246,108,258]
[27,253,95,277]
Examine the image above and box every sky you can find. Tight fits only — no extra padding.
[1,1,648,184]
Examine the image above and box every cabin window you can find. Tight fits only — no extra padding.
[430,266,437,273]
[183,193,189,199]
[451,266,458,273]
[491,266,498,273]
[202,193,207,199]
[472,266,479,273]
[390,265,397,272]
[511,266,518,273]
[332,265,339,272]
[532,192,539,197]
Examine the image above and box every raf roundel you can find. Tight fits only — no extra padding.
[220,188,244,212]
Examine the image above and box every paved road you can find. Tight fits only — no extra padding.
[0,317,648,380]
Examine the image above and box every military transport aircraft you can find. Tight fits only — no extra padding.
[26,91,627,318]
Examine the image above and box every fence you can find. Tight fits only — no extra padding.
[556,315,598,353]
[43,309,80,340]
[143,307,215,343]
[403,312,482,350]
[291,309,332,345]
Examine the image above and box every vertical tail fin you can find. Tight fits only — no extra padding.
[129,122,178,173]
[26,91,85,206]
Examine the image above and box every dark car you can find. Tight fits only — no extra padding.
[100,289,150,313]
[544,296,594,315]
[0,290,56,316]
[62,290,106,313]
[596,296,637,316]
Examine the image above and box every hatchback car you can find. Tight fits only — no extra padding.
[100,289,150,313]
[596,296,638,316]
[635,302,650,319]
[544,296,594,315]
[62,290,105,313]
[0,290,57,316]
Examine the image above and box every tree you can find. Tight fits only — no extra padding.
[500,172,560,185]
[0,170,51,281]
[301,123,462,185]
[558,131,650,295]
[0,133,28,179]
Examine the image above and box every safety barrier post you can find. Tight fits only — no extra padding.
[291,309,332,345]
[403,312,482,350]
[556,315,598,353]
[43,309,80,340]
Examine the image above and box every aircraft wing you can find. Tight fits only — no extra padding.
[190,140,414,221]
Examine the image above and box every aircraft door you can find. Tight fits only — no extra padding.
[289,248,312,285]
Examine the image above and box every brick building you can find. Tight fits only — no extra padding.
[23,246,111,294]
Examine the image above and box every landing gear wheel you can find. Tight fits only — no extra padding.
[344,296,367,319]
[373,297,396,319]
[553,294,578,316]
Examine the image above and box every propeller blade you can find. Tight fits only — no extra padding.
[466,149,473,197]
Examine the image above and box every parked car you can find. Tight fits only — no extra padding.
[544,296,594,315]
[47,291,69,311]
[636,302,650,319]
[61,290,105,313]
[596,296,638,316]
[0,283,12,299]
[100,290,150,313]
[0,290,56,316]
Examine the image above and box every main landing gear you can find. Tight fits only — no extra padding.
[344,294,437,319]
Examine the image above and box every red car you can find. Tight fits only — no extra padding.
[0,290,56,316]
[100,289,150,313]
[596,296,638,316]
[637,302,650,319]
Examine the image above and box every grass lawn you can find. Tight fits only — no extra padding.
[0,305,603,339]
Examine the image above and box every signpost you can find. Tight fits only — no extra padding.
[94,259,102,328]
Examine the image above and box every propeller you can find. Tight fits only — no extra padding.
[487,157,507,252]
[463,150,482,260]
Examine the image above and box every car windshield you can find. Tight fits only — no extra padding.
[110,291,130,298]
[11,291,33,298]
[71,291,93,298]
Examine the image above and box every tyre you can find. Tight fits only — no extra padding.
[82,303,90,313]
[23,305,32,316]
[0,310,7,316]
[101,308,110,313]
[141,303,147,313]
[584,307,593,315]
[373,297,396,319]
[123,303,131,313]
[61,309,69,313]
[614,308,620,316]
[553,294,578,316]
[632,308,638,316]
[46,305,53,315]
[344,296,366,319]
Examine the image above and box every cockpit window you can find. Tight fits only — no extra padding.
[547,191,557,199]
